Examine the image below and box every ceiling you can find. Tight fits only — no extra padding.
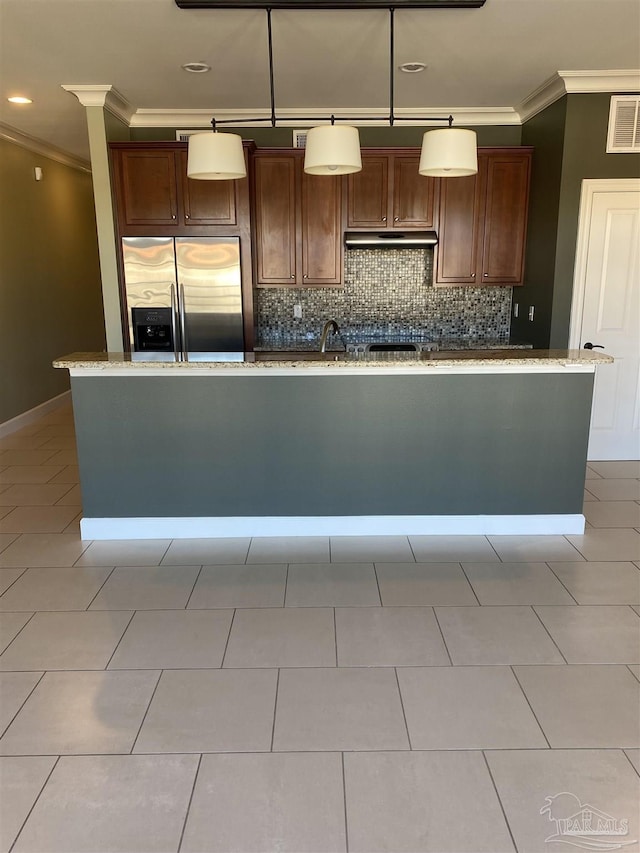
[1,0,639,165]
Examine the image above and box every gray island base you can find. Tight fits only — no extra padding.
[54,350,612,539]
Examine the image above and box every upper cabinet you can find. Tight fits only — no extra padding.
[435,148,532,286]
[253,151,342,287]
[347,151,436,230]
[109,143,249,235]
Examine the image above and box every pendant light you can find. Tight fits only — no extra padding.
[418,127,478,177]
[183,6,476,180]
[187,124,246,180]
[304,124,362,175]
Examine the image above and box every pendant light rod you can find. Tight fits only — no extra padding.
[266,7,277,127]
[202,4,455,129]
[389,6,395,125]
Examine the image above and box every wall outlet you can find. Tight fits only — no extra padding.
[293,304,303,319]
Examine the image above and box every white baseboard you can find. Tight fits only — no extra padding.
[80,513,586,540]
[0,391,72,438]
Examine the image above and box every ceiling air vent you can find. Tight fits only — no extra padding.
[607,96,640,153]
[176,130,205,142]
[293,130,308,148]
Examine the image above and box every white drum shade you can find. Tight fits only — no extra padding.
[187,131,246,180]
[419,128,478,177]
[304,125,362,175]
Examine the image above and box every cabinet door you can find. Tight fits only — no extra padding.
[435,167,484,285]
[347,156,389,228]
[178,151,237,226]
[392,157,436,228]
[480,154,531,285]
[115,150,179,227]
[254,156,297,285]
[301,171,342,285]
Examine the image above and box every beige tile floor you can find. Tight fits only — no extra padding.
[0,402,639,852]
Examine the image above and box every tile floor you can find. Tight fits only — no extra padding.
[0,402,639,852]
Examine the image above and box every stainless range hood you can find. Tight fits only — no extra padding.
[344,231,438,248]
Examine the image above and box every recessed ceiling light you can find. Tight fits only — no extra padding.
[182,62,211,73]
[399,62,427,74]
[8,96,33,104]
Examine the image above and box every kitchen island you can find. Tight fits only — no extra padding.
[54,350,612,539]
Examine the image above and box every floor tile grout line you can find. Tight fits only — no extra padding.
[0,567,29,600]
[129,669,164,755]
[481,750,520,853]
[457,562,482,606]
[509,665,552,749]
[0,669,46,740]
[84,566,117,610]
[8,753,61,853]
[341,751,350,853]
[486,535,503,562]
[406,536,418,563]
[393,666,413,751]
[183,565,204,610]
[372,563,383,606]
[176,752,203,853]
[0,611,37,658]
[270,668,281,752]
[622,748,640,778]
[543,562,580,605]
[530,606,569,664]
[627,664,640,683]
[431,607,454,667]
[219,609,237,669]
[103,610,137,671]
[283,563,290,607]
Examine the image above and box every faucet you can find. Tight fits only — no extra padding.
[319,319,341,353]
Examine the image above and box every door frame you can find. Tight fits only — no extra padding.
[568,177,640,348]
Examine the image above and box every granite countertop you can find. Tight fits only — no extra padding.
[54,350,613,371]
[254,338,534,352]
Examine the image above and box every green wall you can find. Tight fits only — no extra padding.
[131,124,522,147]
[0,140,106,424]
[518,93,640,348]
[515,97,567,347]
[551,93,640,347]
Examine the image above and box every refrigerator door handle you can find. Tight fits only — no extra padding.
[170,284,180,362]
[179,282,188,362]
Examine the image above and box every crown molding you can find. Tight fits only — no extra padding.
[131,105,520,128]
[559,69,640,93]
[61,84,135,125]
[0,122,91,172]
[517,69,640,123]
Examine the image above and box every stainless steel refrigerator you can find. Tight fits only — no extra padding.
[122,236,245,361]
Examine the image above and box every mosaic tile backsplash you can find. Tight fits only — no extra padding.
[256,248,513,348]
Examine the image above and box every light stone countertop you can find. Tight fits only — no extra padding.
[54,349,613,375]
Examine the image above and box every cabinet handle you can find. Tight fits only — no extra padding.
[303,274,308,279]
[483,273,488,277]
[470,273,476,278]
[382,216,387,222]
[394,217,399,221]
[185,214,190,219]
[172,214,176,219]
[290,275,295,279]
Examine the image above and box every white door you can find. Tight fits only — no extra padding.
[570,179,640,461]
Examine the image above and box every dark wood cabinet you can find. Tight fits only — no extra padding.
[253,151,343,287]
[178,151,237,226]
[435,148,532,286]
[108,141,255,348]
[347,151,436,230]
[110,143,242,235]
[113,149,179,227]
